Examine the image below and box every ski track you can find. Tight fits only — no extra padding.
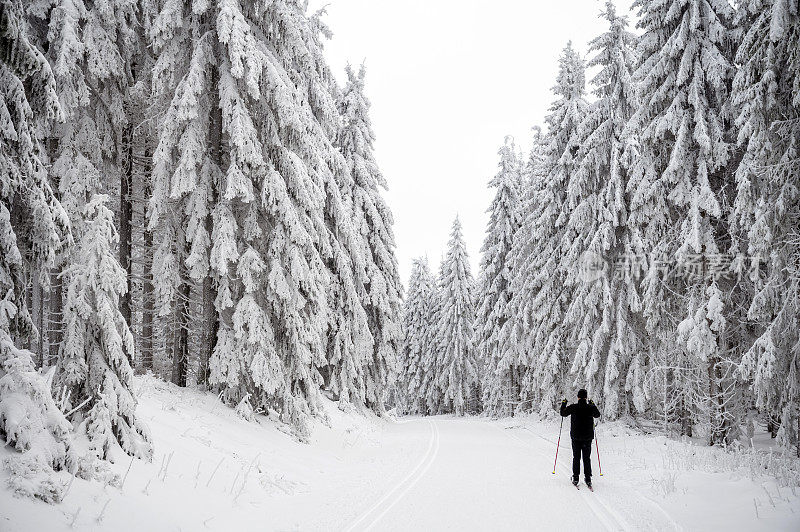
[348,418,652,532]
[343,419,440,532]
[363,421,440,531]
[517,424,680,532]
[496,424,625,532]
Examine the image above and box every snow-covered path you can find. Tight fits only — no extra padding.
[2,380,798,531]
[343,417,676,532]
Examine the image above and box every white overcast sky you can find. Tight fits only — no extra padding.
[309,0,635,284]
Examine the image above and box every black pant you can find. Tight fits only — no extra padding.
[572,439,592,480]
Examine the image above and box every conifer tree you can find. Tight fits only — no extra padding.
[400,258,436,414]
[477,137,523,416]
[0,0,72,501]
[45,0,142,367]
[59,195,152,459]
[337,64,402,412]
[500,126,549,410]
[563,1,641,418]
[437,218,478,415]
[508,42,588,413]
[420,258,444,415]
[732,0,800,454]
[150,0,372,436]
[631,0,738,442]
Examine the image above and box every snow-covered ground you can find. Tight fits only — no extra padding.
[1,377,798,531]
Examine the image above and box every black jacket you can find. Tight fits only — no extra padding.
[560,399,601,441]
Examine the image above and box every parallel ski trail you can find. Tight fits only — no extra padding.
[516,424,680,532]
[363,421,440,531]
[344,419,439,532]
[496,425,622,531]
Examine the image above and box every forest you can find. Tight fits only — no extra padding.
[0,0,798,512]
[1,0,401,501]
[398,0,800,455]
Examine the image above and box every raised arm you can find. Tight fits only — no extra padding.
[589,399,601,418]
[560,399,571,417]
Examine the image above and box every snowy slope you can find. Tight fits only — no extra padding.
[1,377,798,531]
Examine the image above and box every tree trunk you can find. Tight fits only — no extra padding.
[32,279,43,367]
[141,146,154,372]
[47,137,63,367]
[119,123,133,328]
[198,65,222,386]
[708,356,717,446]
[681,394,692,437]
[171,236,191,388]
[24,273,33,350]
[198,275,217,385]
[48,268,62,365]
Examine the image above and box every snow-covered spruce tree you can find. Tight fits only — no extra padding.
[631,0,738,443]
[497,126,549,413]
[0,0,73,502]
[43,0,142,376]
[400,258,437,414]
[732,0,800,454]
[336,64,402,412]
[423,256,448,414]
[148,0,224,389]
[436,218,478,416]
[561,1,642,419]
[524,126,549,189]
[59,195,152,460]
[150,0,375,437]
[477,137,523,417]
[507,42,588,414]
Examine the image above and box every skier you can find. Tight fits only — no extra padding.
[560,389,600,488]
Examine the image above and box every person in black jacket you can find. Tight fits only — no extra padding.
[560,389,600,488]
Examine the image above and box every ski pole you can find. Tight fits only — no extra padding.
[594,423,603,476]
[552,415,564,474]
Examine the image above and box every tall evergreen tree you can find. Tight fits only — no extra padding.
[0,0,72,501]
[336,64,402,412]
[436,217,478,415]
[400,258,437,414]
[477,137,523,416]
[563,1,642,418]
[150,0,372,437]
[423,257,447,414]
[631,0,738,443]
[508,42,588,413]
[498,126,549,412]
[44,0,150,433]
[732,0,800,454]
